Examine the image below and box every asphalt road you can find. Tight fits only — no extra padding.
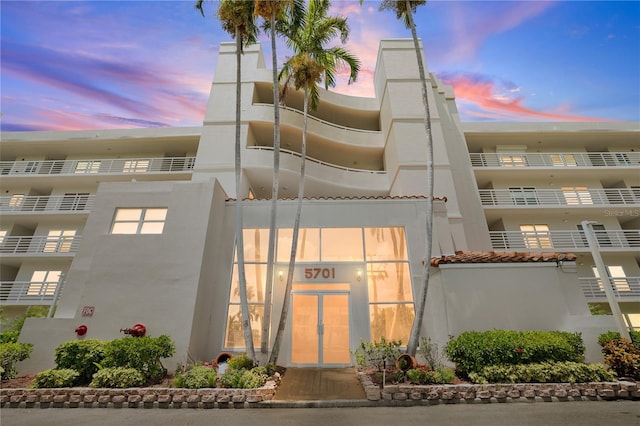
[2,401,639,426]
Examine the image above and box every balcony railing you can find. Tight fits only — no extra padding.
[0,235,81,254]
[470,152,640,168]
[489,230,640,251]
[0,157,195,177]
[579,277,640,300]
[0,194,95,213]
[0,281,62,305]
[479,188,640,207]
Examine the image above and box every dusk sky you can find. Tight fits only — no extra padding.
[1,1,639,132]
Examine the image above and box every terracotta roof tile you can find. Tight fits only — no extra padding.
[431,250,576,267]
[226,195,445,202]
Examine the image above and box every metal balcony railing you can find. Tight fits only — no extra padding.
[489,230,640,251]
[0,194,95,213]
[0,157,195,176]
[579,277,640,299]
[0,281,62,305]
[479,188,640,207]
[0,235,81,254]
[470,152,640,168]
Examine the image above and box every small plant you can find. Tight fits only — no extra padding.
[218,366,268,389]
[406,366,455,385]
[32,368,79,388]
[173,364,217,389]
[90,367,145,388]
[227,353,254,370]
[54,339,105,384]
[418,337,446,370]
[598,331,640,347]
[602,338,640,380]
[353,337,402,372]
[101,335,175,383]
[0,342,33,380]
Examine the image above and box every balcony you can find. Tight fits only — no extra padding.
[0,194,94,213]
[579,277,640,301]
[470,152,640,168]
[0,280,62,305]
[489,230,640,251]
[0,235,81,255]
[479,188,640,207]
[0,157,195,177]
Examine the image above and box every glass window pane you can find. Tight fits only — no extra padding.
[115,209,142,221]
[140,222,165,234]
[369,303,415,344]
[367,263,413,303]
[277,228,320,262]
[243,228,269,262]
[31,271,47,281]
[364,227,407,261]
[224,304,263,349]
[321,228,363,261]
[144,208,167,221]
[112,222,139,234]
[229,264,266,303]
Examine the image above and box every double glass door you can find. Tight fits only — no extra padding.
[291,284,350,365]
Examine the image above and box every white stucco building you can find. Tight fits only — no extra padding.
[1,39,638,372]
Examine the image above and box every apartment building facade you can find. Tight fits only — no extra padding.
[1,39,638,372]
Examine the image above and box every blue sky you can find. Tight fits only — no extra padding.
[1,0,639,131]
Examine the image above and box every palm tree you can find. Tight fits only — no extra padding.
[268,0,360,365]
[377,0,432,356]
[196,0,259,360]
[254,0,304,356]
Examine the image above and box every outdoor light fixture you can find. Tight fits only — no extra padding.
[356,269,362,281]
[279,270,284,282]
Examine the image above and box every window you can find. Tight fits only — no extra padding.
[75,160,101,174]
[27,270,61,296]
[0,230,6,244]
[110,208,167,234]
[562,186,593,205]
[520,224,552,249]
[592,266,630,292]
[24,161,38,173]
[8,194,24,208]
[499,154,526,167]
[43,230,76,252]
[123,160,150,173]
[550,154,577,167]
[509,187,538,205]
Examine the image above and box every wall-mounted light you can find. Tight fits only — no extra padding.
[356,269,362,282]
[279,270,284,282]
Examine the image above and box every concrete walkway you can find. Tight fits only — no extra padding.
[273,368,365,401]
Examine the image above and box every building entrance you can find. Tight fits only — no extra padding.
[290,283,351,366]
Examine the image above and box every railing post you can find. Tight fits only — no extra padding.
[581,220,630,340]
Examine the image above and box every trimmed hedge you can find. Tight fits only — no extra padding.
[469,361,616,384]
[32,368,79,388]
[445,330,585,376]
[101,335,175,383]
[54,339,105,384]
[90,367,144,388]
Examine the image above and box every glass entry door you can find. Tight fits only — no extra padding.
[291,285,350,365]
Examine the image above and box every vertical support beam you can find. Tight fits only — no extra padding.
[581,221,630,340]
[48,274,64,318]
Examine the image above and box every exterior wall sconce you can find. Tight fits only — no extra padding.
[356,269,362,281]
[279,270,284,281]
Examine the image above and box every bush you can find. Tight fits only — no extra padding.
[173,365,217,389]
[353,337,403,371]
[418,337,446,370]
[445,330,585,376]
[32,368,79,388]
[598,331,640,347]
[54,339,105,384]
[90,367,144,388]
[101,335,174,383]
[0,342,33,380]
[227,353,254,371]
[602,338,640,380]
[469,362,616,384]
[406,366,455,385]
[218,367,268,389]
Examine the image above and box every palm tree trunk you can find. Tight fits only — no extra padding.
[261,12,281,355]
[269,81,309,365]
[234,29,255,360]
[405,0,434,357]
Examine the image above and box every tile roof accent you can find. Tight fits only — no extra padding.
[226,195,442,202]
[431,250,576,267]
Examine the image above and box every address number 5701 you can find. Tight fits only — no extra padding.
[304,267,336,279]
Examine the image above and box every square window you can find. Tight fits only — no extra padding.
[111,208,167,234]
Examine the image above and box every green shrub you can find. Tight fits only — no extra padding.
[227,353,254,371]
[0,342,33,380]
[32,368,79,388]
[54,339,105,384]
[469,362,616,384]
[353,337,403,371]
[218,367,268,388]
[173,365,217,389]
[102,335,174,383]
[90,367,145,388]
[602,338,640,380]
[218,368,244,388]
[406,366,455,385]
[598,331,640,347]
[445,330,585,376]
